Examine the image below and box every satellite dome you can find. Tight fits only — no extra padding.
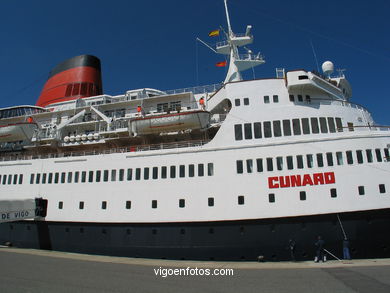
[322,61,334,76]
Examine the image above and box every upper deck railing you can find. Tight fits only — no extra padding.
[165,83,222,95]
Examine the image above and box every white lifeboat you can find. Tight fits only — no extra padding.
[0,122,38,143]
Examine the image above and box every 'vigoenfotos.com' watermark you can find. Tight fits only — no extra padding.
[154,267,234,278]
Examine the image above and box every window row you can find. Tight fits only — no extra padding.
[289,94,311,103]
[0,174,23,185]
[29,163,214,185]
[236,148,389,174]
[234,97,249,107]
[234,117,343,140]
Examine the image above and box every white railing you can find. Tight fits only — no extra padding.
[237,53,264,61]
[165,83,222,95]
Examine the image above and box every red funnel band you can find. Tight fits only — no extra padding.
[36,55,103,107]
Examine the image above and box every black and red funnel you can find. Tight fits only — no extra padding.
[36,55,103,107]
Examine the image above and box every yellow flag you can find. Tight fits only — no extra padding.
[208,29,220,37]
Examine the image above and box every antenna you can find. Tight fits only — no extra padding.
[224,0,233,36]
[310,40,320,72]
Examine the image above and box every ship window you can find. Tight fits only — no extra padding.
[298,95,303,102]
[384,148,390,161]
[170,166,176,178]
[1,175,6,185]
[316,154,324,167]
[287,156,294,170]
[264,95,270,103]
[13,174,18,185]
[273,120,282,137]
[244,97,249,105]
[307,154,314,168]
[328,117,336,133]
[127,168,133,181]
[8,174,12,185]
[244,123,253,139]
[119,169,124,181]
[208,197,214,207]
[152,200,157,209]
[283,120,292,136]
[346,151,353,164]
[67,172,72,183]
[58,201,63,209]
[310,118,319,134]
[246,159,253,173]
[335,118,343,132]
[254,122,262,138]
[65,84,72,97]
[375,149,383,162]
[256,158,263,172]
[264,121,272,138]
[326,153,334,166]
[88,171,93,183]
[101,201,107,210]
[179,165,185,178]
[152,167,158,179]
[302,118,310,134]
[18,174,23,185]
[96,170,101,182]
[276,157,283,171]
[161,166,167,179]
[157,103,168,112]
[366,149,373,163]
[234,124,243,140]
[126,201,131,209]
[80,171,86,183]
[267,158,273,172]
[236,160,243,174]
[348,122,354,132]
[72,83,80,96]
[79,201,84,209]
[170,101,181,111]
[102,170,108,182]
[60,172,65,184]
[144,168,149,180]
[306,95,311,103]
[189,164,195,177]
[336,152,343,165]
[54,173,59,184]
[179,199,185,208]
[356,150,363,164]
[35,173,40,184]
[48,173,53,184]
[292,119,301,135]
[30,174,35,184]
[235,99,240,106]
[289,95,295,102]
[297,155,304,169]
[298,75,308,80]
[238,196,245,205]
[358,186,365,195]
[320,117,328,133]
[330,188,337,198]
[273,95,279,103]
[111,169,117,181]
[300,191,306,201]
[379,184,386,194]
[207,163,214,176]
[268,193,275,203]
[135,168,141,180]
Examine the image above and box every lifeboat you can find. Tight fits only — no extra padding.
[130,110,211,136]
[0,122,38,143]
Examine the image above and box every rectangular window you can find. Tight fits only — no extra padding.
[297,155,304,169]
[96,170,101,182]
[144,167,150,180]
[298,95,303,102]
[48,173,53,184]
[330,188,337,198]
[319,117,328,133]
[88,171,94,183]
[61,172,66,183]
[189,164,195,177]
[306,95,311,103]
[207,163,214,176]
[289,95,295,102]
[283,120,292,136]
[264,121,272,138]
[375,149,383,162]
[79,201,84,210]
[18,174,23,185]
[336,152,343,165]
[161,166,167,179]
[384,148,390,161]
[170,166,176,178]
[307,154,314,168]
[267,158,273,172]
[126,201,131,209]
[235,98,240,106]
[103,170,108,182]
[67,172,72,183]
[348,122,354,131]
[346,151,354,165]
[287,156,294,170]
[152,200,157,209]
[208,197,214,207]
[30,173,35,184]
[179,199,185,208]
[302,118,310,134]
[127,168,133,181]
[7,175,12,185]
[136,168,141,180]
[379,184,386,194]
[179,165,185,178]
[36,173,41,184]
[58,201,63,209]
[238,195,245,205]
[326,153,334,166]
[292,119,301,135]
[234,124,243,141]
[328,117,336,133]
[268,193,275,203]
[119,169,124,181]
[273,120,282,137]
[358,186,365,195]
[2,175,6,185]
[81,171,86,183]
[366,149,373,163]
[254,122,262,138]
[256,158,263,172]
[13,174,18,185]
[101,201,107,210]
[236,160,243,174]
[244,97,249,105]
[74,172,79,183]
[152,167,158,179]
[273,95,279,103]
[276,157,283,171]
[316,153,324,167]
[264,95,270,103]
[54,173,59,184]
[311,118,319,134]
[300,191,306,201]
[246,159,253,173]
[244,123,252,139]
[336,118,343,132]
[356,150,363,164]
[111,169,117,181]
[198,164,204,177]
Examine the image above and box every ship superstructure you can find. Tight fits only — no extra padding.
[0,0,389,261]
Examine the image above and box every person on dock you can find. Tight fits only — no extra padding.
[314,236,325,262]
[343,238,351,260]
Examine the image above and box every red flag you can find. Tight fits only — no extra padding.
[215,61,227,67]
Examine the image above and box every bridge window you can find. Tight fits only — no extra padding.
[254,122,262,138]
[320,117,328,133]
[234,124,243,140]
[13,174,18,185]
[244,123,252,139]
[111,169,117,181]
[328,117,336,133]
[264,121,272,138]
[273,120,282,137]
[283,120,292,136]
[292,119,301,135]
[7,175,12,185]
[311,118,319,134]
[302,118,310,134]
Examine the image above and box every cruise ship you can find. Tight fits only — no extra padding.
[0,0,389,261]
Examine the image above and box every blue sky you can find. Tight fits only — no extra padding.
[0,0,389,124]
